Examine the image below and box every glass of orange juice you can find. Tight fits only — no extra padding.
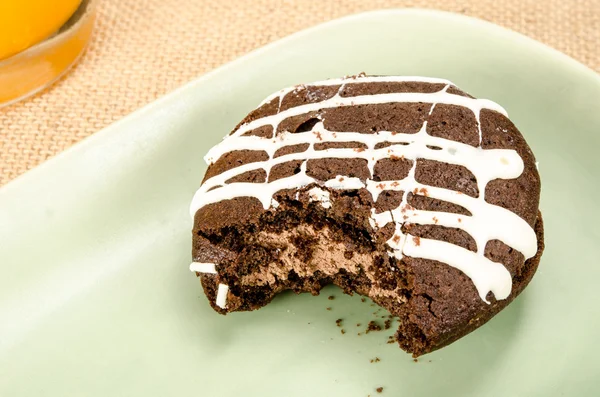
[0,0,96,107]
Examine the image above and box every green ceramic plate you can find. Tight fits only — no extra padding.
[1,9,599,397]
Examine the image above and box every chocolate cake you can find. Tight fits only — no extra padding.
[189,74,544,356]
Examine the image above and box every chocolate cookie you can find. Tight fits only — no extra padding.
[189,74,544,356]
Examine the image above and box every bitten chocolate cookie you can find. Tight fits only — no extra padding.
[189,74,544,356]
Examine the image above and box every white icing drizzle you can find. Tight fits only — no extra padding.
[258,75,453,107]
[403,237,513,300]
[189,262,217,274]
[190,262,228,308]
[308,187,332,208]
[189,75,537,304]
[216,284,229,309]
[325,175,365,190]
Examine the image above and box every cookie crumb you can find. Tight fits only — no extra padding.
[384,319,392,329]
[376,387,384,393]
[366,321,382,333]
[328,295,335,300]
[361,297,366,303]
[326,307,332,311]
[336,319,343,326]
[341,329,346,334]
[369,357,381,363]
[412,236,421,246]
[356,323,361,327]
[413,358,418,363]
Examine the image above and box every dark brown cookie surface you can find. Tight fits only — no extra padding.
[189,75,543,356]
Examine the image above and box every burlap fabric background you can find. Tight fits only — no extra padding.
[1,0,598,186]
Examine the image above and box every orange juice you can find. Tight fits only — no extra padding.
[0,0,95,106]
[0,0,82,60]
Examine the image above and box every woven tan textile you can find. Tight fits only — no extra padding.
[1,0,599,185]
